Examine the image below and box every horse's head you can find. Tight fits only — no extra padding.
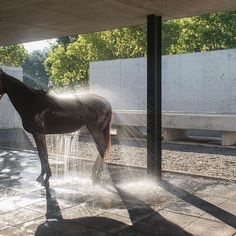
[0,68,5,99]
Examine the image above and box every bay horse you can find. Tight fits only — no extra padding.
[0,68,112,186]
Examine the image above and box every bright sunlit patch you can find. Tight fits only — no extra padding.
[117,178,162,203]
[118,178,161,192]
[51,90,92,99]
[0,151,9,156]
[1,168,11,173]
[51,175,117,204]
[23,39,56,53]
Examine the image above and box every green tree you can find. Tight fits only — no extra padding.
[22,50,49,90]
[45,25,146,87]
[57,35,78,47]
[0,45,27,67]
[164,11,236,54]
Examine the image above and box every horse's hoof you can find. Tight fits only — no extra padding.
[42,180,50,188]
[36,175,44,184]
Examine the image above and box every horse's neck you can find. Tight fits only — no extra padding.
[3,75,34,115]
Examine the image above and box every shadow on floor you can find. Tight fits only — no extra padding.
[161,179,236,229]
[34,161,236,235]
[35,183,192,236]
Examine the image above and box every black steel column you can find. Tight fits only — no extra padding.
[147,15,162,180]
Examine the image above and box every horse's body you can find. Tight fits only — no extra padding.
[0,69,112,186]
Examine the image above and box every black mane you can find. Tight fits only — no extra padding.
[33,89,49,96]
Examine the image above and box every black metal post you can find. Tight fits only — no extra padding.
[147,15,162,180]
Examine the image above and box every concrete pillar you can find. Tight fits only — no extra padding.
[163,128,186,141]
[147,15,162,180]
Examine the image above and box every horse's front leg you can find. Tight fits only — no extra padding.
[33,133,51,187]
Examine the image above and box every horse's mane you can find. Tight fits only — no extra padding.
[33,89,49,96]
[3,71,49,96]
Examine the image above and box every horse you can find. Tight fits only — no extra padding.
[0,68,112,186]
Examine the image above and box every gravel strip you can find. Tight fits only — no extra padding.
[46,135,236,181]
[163,144,236,180]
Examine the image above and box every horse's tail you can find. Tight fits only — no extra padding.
[102,108,112,160]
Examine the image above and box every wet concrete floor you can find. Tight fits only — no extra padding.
[0,148,235,235]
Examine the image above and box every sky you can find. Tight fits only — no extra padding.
[23,39,56,53]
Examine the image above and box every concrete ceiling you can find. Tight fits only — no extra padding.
[1,0,236,46]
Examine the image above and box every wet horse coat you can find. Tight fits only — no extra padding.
[0,69,112,186]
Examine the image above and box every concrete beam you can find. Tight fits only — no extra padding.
[1,0,236,45]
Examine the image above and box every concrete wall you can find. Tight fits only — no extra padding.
[90,49,236,113]
[90,58,146,110]
[0,65,23,129]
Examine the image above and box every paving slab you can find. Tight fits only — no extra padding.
[184,218,236,236]
[0,148,235,235]
[117,221,192,236]
[166,193,228,217]
[0,208,43,227]
[196,181,236,199]
[16,217,45,235]
[145,210,198,228]
[0,226,33,236]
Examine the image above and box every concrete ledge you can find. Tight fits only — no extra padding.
[162,112,236,132]
[163,128,186,141]
[113,110,236,131]
[112,110,146,127]
[112,110,236,145]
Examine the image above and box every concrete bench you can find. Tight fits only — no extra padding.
[112,110,236,145]
[163,112,236,146]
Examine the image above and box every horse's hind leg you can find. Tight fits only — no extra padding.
[87,124,111,183]
[92,153,104,183]
[33,133,51,186]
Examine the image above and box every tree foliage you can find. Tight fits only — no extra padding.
[0,45,27,67]
[56,35,78,47]
[22,50,49,90]
[45,26,146,87]
[45,10,236,87]
[164,11,236,54]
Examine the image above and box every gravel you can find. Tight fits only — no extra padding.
[162,143,236,180]
[46,135,236,181]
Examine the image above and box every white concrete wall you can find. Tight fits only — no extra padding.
[0,65,23,129]
[90,49,236,113]
[90,58,146,110]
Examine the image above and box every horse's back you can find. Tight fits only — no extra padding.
[49,93,111,114]
[41,93,111,134]
[79,93,111,112]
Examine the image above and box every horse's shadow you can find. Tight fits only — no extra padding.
[35,181,192,236]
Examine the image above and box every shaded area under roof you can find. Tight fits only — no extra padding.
[0,0,236,45]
